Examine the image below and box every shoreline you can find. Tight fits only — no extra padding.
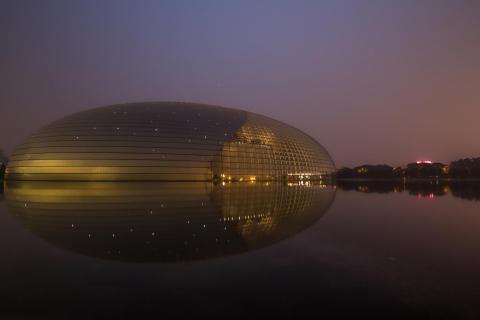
[335,178,480,182]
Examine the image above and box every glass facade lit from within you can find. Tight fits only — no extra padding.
[4,181,336,262]
[5,102,335,181]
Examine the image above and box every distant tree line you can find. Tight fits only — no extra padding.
[336,165,404,179]
[336,157,480,180]
[448,158,480,178]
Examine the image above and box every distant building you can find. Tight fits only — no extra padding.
[406,162,447,179]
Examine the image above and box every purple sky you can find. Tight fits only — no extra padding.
[2,0,480,167]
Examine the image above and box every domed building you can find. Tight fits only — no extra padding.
[5,102,335,182]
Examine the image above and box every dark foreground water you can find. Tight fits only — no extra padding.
[0,181,479,319]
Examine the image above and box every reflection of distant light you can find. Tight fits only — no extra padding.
[417,193,435,200]
[358,186,369,192]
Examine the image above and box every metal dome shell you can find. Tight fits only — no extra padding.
[6,102,335,181]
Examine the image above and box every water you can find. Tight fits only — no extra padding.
[0,181,479,319]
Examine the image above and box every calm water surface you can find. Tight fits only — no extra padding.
[0,181,479,319]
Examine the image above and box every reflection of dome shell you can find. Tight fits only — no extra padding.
[6,102,335,181]
[5,182,336,262]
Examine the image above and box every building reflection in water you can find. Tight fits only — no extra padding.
[336,180,480,201]
[4,181,335,262]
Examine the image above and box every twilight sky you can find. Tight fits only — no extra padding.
[1,0,480,167]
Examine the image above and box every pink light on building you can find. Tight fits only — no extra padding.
[416,160,433,164]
